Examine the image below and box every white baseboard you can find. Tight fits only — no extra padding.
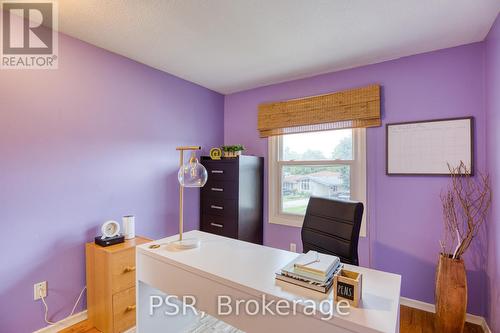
[32,310,87,333]
[482,321,493,333]
[400,297,435,313]
[400,297,491,333]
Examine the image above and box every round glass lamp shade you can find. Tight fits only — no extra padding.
[178,154,208,187]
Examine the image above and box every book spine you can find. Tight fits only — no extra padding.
[275,275,327,293]
[294,266,326,277]
[281,271,327,284]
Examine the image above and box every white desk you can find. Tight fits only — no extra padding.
[136,231,401,333]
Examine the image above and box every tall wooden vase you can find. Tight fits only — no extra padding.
[435,254,467,333]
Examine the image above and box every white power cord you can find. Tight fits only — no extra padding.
[40,286,87,325]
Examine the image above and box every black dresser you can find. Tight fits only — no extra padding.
[200,155,263,244]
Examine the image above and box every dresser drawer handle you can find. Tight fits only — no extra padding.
[210,205,223,210]
[210,223,223,228]
[211,187,224,192]
[211,170,224,174]
[123,266,136,273]
[125,305,136,312]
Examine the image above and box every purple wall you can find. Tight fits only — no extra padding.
[1,11,496,332]
[485,13,500,333]
[0,33,224,332]
[225,43,487,315]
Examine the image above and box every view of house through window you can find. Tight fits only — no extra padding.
[280,129,353,215]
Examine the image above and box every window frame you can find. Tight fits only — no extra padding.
[268,128,367,237]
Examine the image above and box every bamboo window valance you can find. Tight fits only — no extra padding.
[257,84,381,137]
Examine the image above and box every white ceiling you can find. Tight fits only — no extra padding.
[55,0,500,94]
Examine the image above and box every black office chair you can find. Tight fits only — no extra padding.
[301,197,364,266]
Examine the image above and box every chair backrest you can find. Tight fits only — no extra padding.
[301,197,364,265]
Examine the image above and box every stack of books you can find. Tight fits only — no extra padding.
[275,250,342,293]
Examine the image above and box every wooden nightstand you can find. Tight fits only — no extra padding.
[86,236,151,333]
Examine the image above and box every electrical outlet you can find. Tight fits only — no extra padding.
[290,243,297,252]
[34,281,47,300]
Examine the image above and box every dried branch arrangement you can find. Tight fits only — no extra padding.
[440,161,491,259]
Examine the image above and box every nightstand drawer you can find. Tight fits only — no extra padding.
[201,180,237,199]
[112,287,136,333]
[202,198,237,217]
[110,248,136,293]
[201,215,237,238]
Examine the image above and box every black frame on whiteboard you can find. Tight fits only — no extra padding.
[386,116,474,176]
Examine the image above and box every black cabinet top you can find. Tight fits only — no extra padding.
[201,155,263,162]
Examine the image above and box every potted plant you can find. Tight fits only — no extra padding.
[221,145,245,158]
[436,162,491,333]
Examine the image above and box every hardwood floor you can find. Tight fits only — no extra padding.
[400,305,483,333]
[81,306,484,333]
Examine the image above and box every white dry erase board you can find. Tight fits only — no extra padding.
[386,117,473,175]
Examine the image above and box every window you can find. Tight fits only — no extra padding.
[268,128,367,236]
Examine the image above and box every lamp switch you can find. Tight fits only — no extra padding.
[34,281,47,300]
[290,243,297,252]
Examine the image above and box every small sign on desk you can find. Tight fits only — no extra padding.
[334,269,362,307]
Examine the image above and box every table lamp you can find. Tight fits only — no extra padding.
[166,146,208,251]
